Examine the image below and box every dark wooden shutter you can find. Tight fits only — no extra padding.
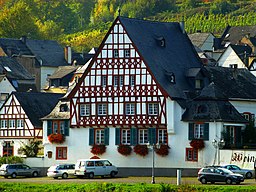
[104,128,109,145]
[115,128,120,145]
[131,128,138,145]
[47,120,52,136]
[203,123,209,141]
[64,120,69,136]
[188,123,194,140]
[148,128,156,144]
[89,128,94,145]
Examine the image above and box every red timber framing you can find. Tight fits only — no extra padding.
[0,95,42,138]
[69,18,168,130]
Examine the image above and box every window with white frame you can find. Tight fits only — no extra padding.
[96,129,105,144]
[9,119,15,128]
[53,121,58,133]
[113,49,119,58]
[129,75,135,86]
[121,129,130,144]
[124,49,130,58]
[0,120,7,128]
[80,104,90,116]
[139,129,148,144]
[17,119,24,128]
[158,129,167,144]
[125,103,135,115]
[113,75,124,87]
[194,124,204,139]
[101,75,107,87]
[97,103,107,116]
[148,103,159,115]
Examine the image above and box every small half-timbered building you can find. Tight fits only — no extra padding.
[0,92,63,156]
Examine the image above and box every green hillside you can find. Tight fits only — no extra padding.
[0,0,255,52]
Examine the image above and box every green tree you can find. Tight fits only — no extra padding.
[20,139,42,157]
[209,0,237,14]
[0,1,39,38]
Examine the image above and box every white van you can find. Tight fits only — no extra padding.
[74,159,118,178]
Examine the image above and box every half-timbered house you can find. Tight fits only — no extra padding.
[0,92,63,157]
[42,17,256,176]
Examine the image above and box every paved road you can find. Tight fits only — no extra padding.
[1,176,256,185]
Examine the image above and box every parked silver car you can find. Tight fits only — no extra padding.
[221,164,254,179]
[0,163,40,178]
[47,164,75,179]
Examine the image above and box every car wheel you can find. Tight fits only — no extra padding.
[53,177,58,179]
[200,177,207,184]
[4,176,8,179]
[62,173,68,179]
[11,173,17,178]
[226,178,232,184]
[246,172,252,179]
[32,171,38,177]
[110,171,116,178]
[88,172,94,179]
[211,181,215,184]
[236,181,240,185]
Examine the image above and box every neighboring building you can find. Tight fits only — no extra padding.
[0,75,15,108]
[188,32,215,52]
[0,37,69,91]
[217,44,252,69]
[42,17,256,176]
[0,92,63,157]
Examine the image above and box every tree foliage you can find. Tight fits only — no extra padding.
[20,139,42,157]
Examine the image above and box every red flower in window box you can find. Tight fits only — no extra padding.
[117,145,132,156]
[48,133,65,144]
[133,144,148,157]
[91,144,106,155]
[155,144,170,157]
[190,139,205,150]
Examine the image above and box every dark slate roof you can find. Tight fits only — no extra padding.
[0,57,34,80]
[48,66,78,79]
[118,17,203,99]
[0,38,33,56]
[201,66,256,99]
[13,92,64,127]
[249,37,256,46]
[26,39,68,67]
[230,44,252,61]
[182,100,248,123]
[225,25,256,44]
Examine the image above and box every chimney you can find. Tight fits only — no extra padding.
[179,16,185,34]
[20,36,27,44]
[64,46,72,64]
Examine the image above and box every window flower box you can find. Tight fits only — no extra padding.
[117,145,132,156]
[91,144,106,155]
[133,144,148,157]
[48,133,65,144]
[190,139,205,150]
[155,144,170,157]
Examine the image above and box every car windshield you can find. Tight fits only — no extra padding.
[218,168,233,174]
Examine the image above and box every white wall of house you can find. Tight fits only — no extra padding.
[217,47,246,68]
[0,77,15,108]
[40,66,58,91]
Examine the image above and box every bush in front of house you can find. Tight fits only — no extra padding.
[0,156,23,166]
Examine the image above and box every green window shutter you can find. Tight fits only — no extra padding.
[131,128,138,146]
[148,128,156,145]
[89,128,94,145]
[115,128,120,145]
[204,123,209,141]
[188,123,194,140]
[64,120,69,136]
[47,120,52,136]
[104,128,109,145]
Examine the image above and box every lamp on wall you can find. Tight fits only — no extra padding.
[212,139,225,165]
[147,142,160,184]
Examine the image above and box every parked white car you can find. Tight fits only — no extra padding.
[221,165,254,179]
[47,164,75,179]
[74,159,118,178]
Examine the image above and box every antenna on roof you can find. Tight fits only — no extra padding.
[118,7,121,16]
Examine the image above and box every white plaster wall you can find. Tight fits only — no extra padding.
[230,100,256,115]
[218,47,245,68]
[40,67,58,91]
[0,77,15,108]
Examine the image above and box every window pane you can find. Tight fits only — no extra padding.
[98,104,107,115]
[139,129,148,144]
[122,129,130,144]
[96,129,104,144]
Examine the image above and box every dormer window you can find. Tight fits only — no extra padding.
[195,79,203,89]
[60,104,68,112]
[166,72,175,84]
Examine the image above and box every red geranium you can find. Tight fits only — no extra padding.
[133,144,148,157]
[155,144,170,157]
[117,145,132,156]
[190,139,205,150]
[48,133,65,144]
[91,144,106,155]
